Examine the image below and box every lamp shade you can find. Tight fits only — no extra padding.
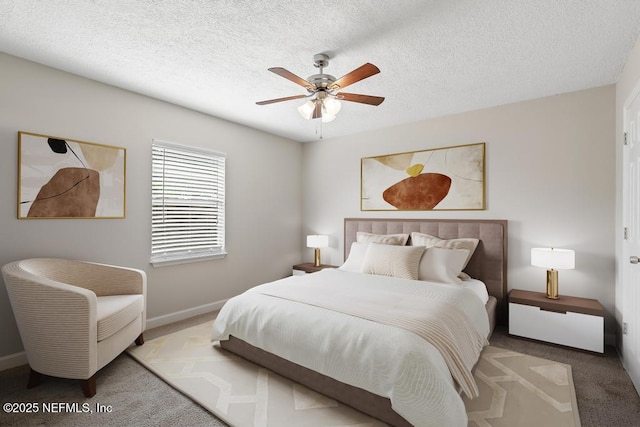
[323,97,342,115]
[297,100,315,120]
[531,248,575,270]
[298,97,341,121]
[307,235,329,248]
[321,113,336,123]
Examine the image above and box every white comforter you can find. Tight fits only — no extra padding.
[212,269,490,427]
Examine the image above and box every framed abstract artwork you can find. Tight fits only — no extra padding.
[18,131,126,219]
[361,142,485,211]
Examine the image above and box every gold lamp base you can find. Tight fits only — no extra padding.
[313,248,321,267]
[546,269,559,299]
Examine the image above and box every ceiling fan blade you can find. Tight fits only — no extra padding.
[269,67,316,90]
[256,94,309,105]
[337,92,385,106]
[328,63,380,90]
[312,100,322,119]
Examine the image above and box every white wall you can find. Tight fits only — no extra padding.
[302,85,616,338]
[0,53,303,360]
[615,38,640,360]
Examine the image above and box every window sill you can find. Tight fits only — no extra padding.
[150,252,227,267]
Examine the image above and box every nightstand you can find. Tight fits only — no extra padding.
[292,263,338,276]
[509,289,604,353]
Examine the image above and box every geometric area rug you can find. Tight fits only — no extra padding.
[127,321,581,427]
[463,346,580,427]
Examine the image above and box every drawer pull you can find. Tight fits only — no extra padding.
[540,307,567,314]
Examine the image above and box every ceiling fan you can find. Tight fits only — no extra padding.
[256,53,385,123]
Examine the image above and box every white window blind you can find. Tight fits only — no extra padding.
[151,139,226,266]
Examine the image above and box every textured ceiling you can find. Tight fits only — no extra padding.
[1,1,640,143]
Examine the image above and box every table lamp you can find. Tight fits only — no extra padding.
[531,247,575,299]
[307,235,329,267]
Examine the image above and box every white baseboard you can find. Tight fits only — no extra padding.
[0,351,27,372]
[146,298,228,330]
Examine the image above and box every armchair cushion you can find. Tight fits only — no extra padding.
[96,295,144,342]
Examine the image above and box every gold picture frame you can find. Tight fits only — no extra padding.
[18,131,126,219]
[361,142,485,211]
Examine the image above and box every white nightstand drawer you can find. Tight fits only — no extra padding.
[509,302,604,353]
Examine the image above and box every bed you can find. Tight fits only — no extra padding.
[212,218,508,426]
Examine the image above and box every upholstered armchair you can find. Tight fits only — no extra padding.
[1,258,146,397]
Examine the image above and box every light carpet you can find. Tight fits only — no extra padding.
[127,321,581,427]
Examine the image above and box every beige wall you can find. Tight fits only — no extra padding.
[302,85,616,339]
[0,53,303,361]
[0,51,620,364]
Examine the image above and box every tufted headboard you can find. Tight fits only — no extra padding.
[344,218,508,324]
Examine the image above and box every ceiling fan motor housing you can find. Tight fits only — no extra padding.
[309,54,335,91]
[307,74,336,91]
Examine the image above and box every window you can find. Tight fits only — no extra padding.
[151,139,226,266]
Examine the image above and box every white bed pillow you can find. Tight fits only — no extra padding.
[410,232,479,268]
[356,232,409,246]
[339,242,369,272]
[361,243,424,280]
[418,247,469,284]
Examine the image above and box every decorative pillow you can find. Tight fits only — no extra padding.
[338,242,369,272]
[418,247,469,284]
[361,243,424,280]
[410,232,479,268]
[356,232,409,246]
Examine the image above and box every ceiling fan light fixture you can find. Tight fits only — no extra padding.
[323,97,341,115]
[298,96,341,121]
[297,99,315,120]
[321,113,336,123]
